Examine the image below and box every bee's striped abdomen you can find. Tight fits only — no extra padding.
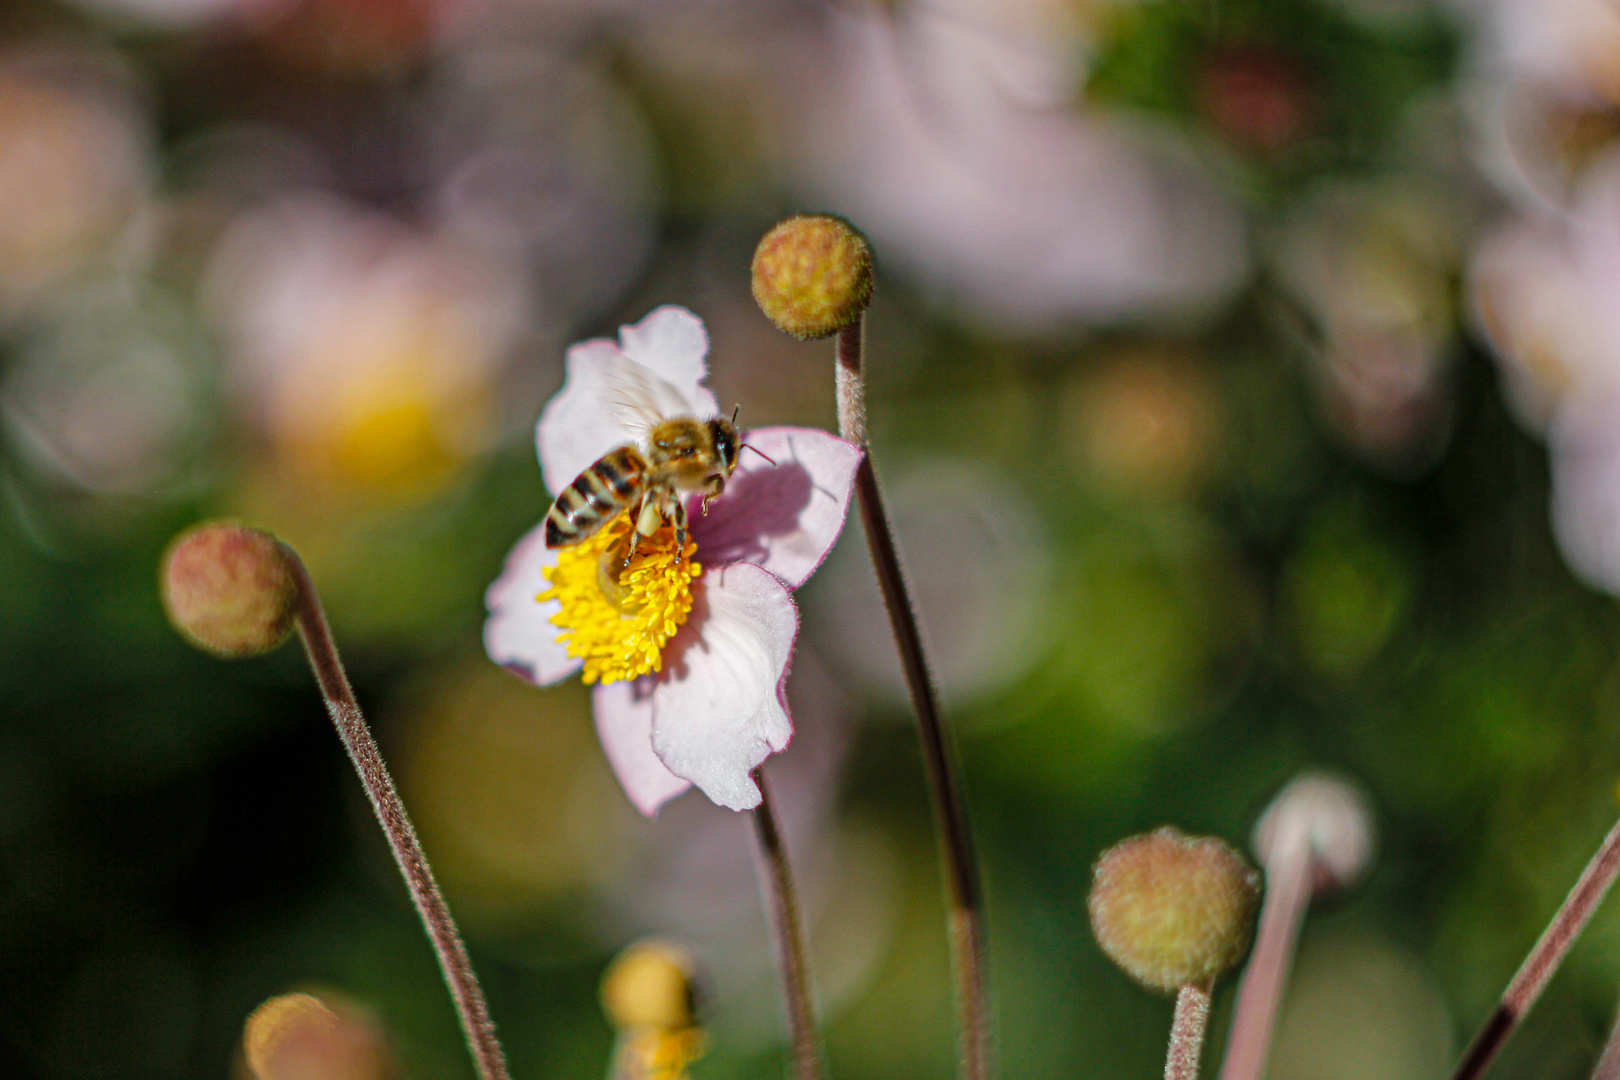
[545,445,646,548]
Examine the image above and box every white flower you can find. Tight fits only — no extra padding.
[485,306,861,814]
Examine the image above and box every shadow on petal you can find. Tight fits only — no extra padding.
[689,461,814,569]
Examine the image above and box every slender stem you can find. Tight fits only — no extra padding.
[1167,982,1214,1080]
[1218,831,1315,1080]
[1593,1003,1620,1080]
[284,548,510,1080]
[1450,813,1620,1080]
[750,769,824,1080]
[835,318,990,1080]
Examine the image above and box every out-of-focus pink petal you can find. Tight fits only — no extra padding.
[537,338,643,496]
[650,563,797,811]
[593,680,693,817]
[619,305,713,396]
[483,523,581,686]
[689,427,863,590]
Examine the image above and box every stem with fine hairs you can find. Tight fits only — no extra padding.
[835,317,991,1080]
[750,768,824,1080]
[283,547,511,1080]
[1450,813,1620,1080]
[1167,982,1214,1080]
[1593,1004,1620,1080]
[1218,829,1315,1080]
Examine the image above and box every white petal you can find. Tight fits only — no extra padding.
[618,305,713,397]
[689,427,862,589]
[483,522,582,686]
[593,680,693,817]
[650,563,798,811]
[536,311,720,495]
[537,338,645,497]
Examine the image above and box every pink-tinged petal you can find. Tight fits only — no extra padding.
[689,427,863,589]
[650,563,798,811]
[618,305,713,398]
[537,338,644,497]
[593,679,693,817]
[483,523,581,686]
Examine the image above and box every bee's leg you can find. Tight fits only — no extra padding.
[624,495,658,566]
[700,474,725,516]
[671,498,689,562]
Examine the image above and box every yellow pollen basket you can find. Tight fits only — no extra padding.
[541,515,701,685]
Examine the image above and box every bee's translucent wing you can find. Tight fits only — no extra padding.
[601,353,704,438]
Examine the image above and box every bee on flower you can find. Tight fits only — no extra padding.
[485,306,862,815]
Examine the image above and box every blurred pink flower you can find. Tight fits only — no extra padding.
[205,192,525,496]
[1455,0,1620,210]
[793,2,1247,332]
[1473,159,1620,591]
[0,50,151,313]
[485,306,860,815]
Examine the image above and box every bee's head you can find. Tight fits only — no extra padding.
[708,415,740,476]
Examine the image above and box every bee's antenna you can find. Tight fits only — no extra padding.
[731,404,740,425]
[741,444,777,467]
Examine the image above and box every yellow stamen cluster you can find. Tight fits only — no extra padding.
[541,515,700,685]
[613,1028,707,1080]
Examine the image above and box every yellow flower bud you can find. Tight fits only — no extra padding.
[751,214,873,340]
[161,522,299,658]
[1088,826,1260,993]
[601,939,698,1032]
[242,992,389,1080]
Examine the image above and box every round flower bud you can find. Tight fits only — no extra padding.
[1252,771,1375,895]
[243,992,389,1080]
[751,214,873,340]
[161,522,299,658]
[1089,827,1261,993]
[601,939,699,1032]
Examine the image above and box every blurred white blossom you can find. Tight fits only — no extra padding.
[1473,157,1620,593]
[205,191,526,496]
[792,1,1248,332]
[1455,0,1620,211]
[0,49,152,315]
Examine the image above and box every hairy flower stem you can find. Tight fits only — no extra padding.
[751,769,824,1080]
[1450,814,1620,1080]
[284,548,510,1080]
[1218,830,1315,1080]
[1594,1005,1620,1080]
[1168,982,1214,1080]
[835,318,991,1080]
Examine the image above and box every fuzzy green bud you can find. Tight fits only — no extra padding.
[161,522,298,658]
[601,939,698,1032]
[1089,826,1260,993]
[751,214,873,340]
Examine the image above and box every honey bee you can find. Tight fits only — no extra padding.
[544,356,755,568]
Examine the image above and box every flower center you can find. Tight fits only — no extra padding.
[540,514,700,685]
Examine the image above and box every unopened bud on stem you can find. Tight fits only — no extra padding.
[1252,771,1374,894]
[751,214,873,340]
[161,522,298,658]
[1089,826,1261,993]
